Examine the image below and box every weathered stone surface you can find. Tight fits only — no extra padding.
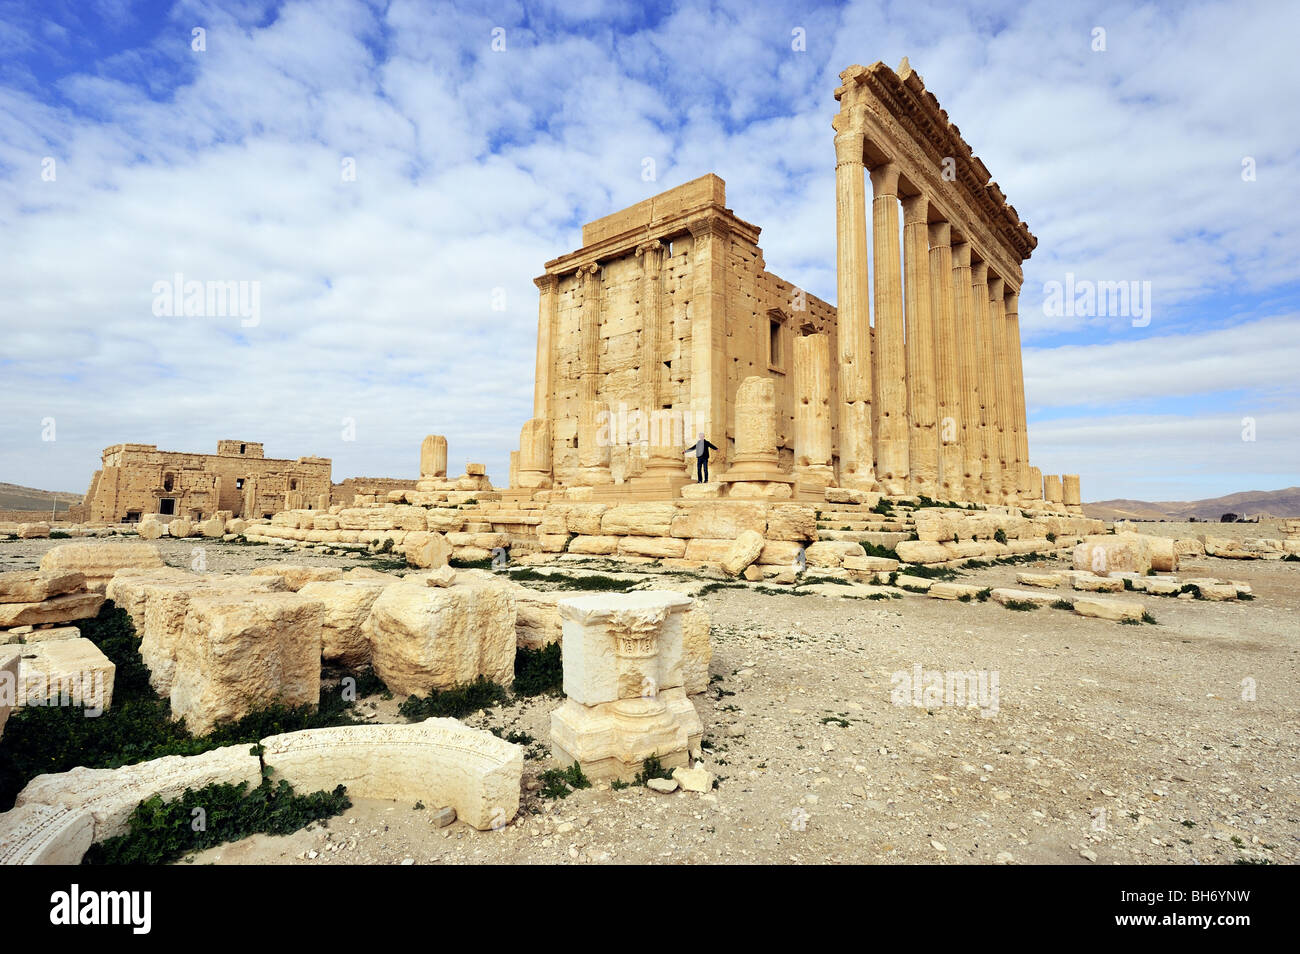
[135,575,285,695]
[171,593,323,735]
[681,606,711,696]
[16,638,115,711]
[402,531,452,569]
[1073,533,1152,577]
[426,565,457,587]
[260,718,522,831]
[137,519,165,540]
[557,591,692,705]
[805,540,867,567]
[1134,577,1183,595]
[0,649,19,739]
[167,517,194,538]
[672,764,715,793]
[600,503,677,536]
[37,542,165,594]
[511,586,564,650]
[669,503,765,540]
[1071,574,1126,593]
[1197,583,1239,601]
[722,530,765,576]
[0,571,86,605]
[928,582,983,600]
[17,522,51,539]
[16,745,262,841]
[1146,536,1179,572]
[617,536,687,559]
[365,580,516,697]
[0,591,104,629]
[1015,572,1062,588]
[0,803,94,865]
[298,580,389,667]
[24,626,80,643]
[894,540,950,564]
[1073,596,1145,621]
[568,535,620,556]
[764,504,819,542]
[894,574,934,591]
[990,588,1060,607]
[843,555,901,573]
[1173,538,1205,557]
[250,564,344,591]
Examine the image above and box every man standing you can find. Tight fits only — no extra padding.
[686,432,719,483]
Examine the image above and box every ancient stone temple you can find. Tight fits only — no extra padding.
[82,441,332,523]
[510,59,1078,507]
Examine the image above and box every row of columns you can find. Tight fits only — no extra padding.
[834,132,1035,505]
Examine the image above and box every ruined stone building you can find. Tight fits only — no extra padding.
[82,441,332,523]
[510,59,1079,508]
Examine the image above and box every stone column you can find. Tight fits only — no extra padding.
[989,276,1015,505]
[689,218,729,476]
[970,260,1000,502]
[793,332,835,490]
[930,221,963,501]
[533,274,557,421]
[902,194,938,498]
[1044,474,1063,509]
[870,161,908,495]
[833,131,876,490]
[1062,474,1082,513]
[1005,290,1031,504]
[637,240,666,418]
[576,263,611,483]
[516,418,553,489]
[416,435,448,492]
[952,240,982,502]
[719,376,795,498]
[1029,466,1044,505]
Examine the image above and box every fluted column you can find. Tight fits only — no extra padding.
[689,218,729,475]
[533,274,557,420]
[970,260,1000,502]
[951,242,982,502]
[902,194,937,498]
[1044,473,1063,510]
[929,221,963,501]
[870,161,907,495]
[793,332,835,490]
[576,263,611,483]
[1062,474,1082,513]
[833,131,876,490]
[989,276,1014,505]
[1005,291,1031,504]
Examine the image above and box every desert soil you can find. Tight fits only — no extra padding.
[3,532,1295,866]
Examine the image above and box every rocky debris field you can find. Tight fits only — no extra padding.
[3,533,1294,865]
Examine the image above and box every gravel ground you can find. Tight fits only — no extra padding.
[4,533,1295,866]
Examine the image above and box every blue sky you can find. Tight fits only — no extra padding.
[1,0,1297,502]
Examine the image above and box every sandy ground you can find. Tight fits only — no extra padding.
[3,532,1296,865]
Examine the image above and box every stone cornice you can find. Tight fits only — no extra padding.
[835,59,1036,285]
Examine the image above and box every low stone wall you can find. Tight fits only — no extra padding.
[0,719,522,863]
[260,719,523,831]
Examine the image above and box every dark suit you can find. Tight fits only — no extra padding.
[687,439,718,483]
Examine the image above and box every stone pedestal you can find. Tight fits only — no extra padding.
[549,592,702,781]
[719,376,795,497]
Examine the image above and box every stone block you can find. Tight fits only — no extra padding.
[0,591,103,629]
[37,542,165,594]
[1073,596,1145,621]
[249,564,344,591]
[365,580,516,697]
[16,637,115,711]
[722,530,765,576]
[298,579,390,667]
[0,571,86,605]
[669,503,765,540]
[171,593,324,735]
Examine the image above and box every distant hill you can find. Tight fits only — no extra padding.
[0,482,83,513]
[1084,487,1300,521]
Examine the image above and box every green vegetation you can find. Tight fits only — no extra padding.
[975,587,992,602]
[900,564,956,580]
[513,643,563,697]
[994,528,1008,544]
[860,541,900,561]
[82,779,350,865]
[0,603,374,812]
[1002,599,1040,611]
[1051,599,1074,610]
[49,530,72,539]
[537,761,591,799]
[397,676,510,721]
[633,754,674,786]
[504,568,637,592]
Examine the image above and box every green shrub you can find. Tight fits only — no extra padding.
[1003,599,1039,611]
[82,779,350,865]
[513,643,563,697]
[537,762,590,799]
[397,676,509,721]
[994,528,1008,544]
[1051,599,1074,610]
[634,755,674,785]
